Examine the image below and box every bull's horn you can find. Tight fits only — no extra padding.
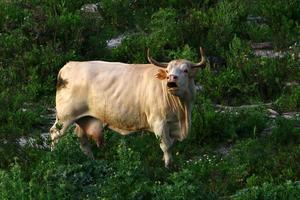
[191,47,206,68]
[147,49,168,68]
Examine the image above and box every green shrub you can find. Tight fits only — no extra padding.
[168,44,198,61]
[232,181,300,200]
[257,0,300,48]
[276,86,300,111]
[0,162,29,200]
[153,167,217,200]
[147,8,184,59]
[182,8,209,49]
[110,33,147,63]
[206,0,248,55]
[100,139,152,199]
[271,117,300,144]
[246,24,272,43]
[0,90,45,168]
[191,97,267,144]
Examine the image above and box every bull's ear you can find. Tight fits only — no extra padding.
[155,69,168,80]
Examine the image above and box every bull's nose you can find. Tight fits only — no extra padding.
[168,75,178,82]
[167,82,178,88]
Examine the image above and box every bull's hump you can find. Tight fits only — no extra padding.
[87,61,155,69]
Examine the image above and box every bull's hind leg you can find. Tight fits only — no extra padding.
[49,117,73,150]
[75,125,94,159]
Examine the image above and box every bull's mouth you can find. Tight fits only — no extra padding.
[167,82,178,89]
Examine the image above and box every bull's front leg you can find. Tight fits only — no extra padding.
[160,133,174,168]
[153,121,174,168]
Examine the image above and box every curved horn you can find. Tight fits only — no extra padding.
[192,47,206,68]
[147,49,168,68]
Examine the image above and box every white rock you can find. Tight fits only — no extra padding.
[106,35,125,49]
[81,3,98,13]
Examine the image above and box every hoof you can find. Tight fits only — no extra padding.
[164,160,173,169]
[96,140,105,148]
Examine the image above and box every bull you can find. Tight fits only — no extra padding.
[50,47,206,167]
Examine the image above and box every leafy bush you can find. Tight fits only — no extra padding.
[147,8,184,59]
[246,23,272,43]
[206,0,248,55]
[190,97,267,144]
[276,86,300,111]
[271,117,300,144]
[110,33,147,63]
[232,181,300,200]
[153,163,218,200]
[257,0,300,48]
[0,162,29,200]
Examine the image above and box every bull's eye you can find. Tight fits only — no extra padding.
[183,69,188,73]
[166,70,168,73]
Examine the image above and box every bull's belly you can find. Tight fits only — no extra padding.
[90,108,150,135]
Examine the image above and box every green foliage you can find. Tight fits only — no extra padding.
[183,8,209,48]
[246,23,273,43]
[110,34,147,63]
[0,153,110,199]
[233,181,300,200]
[153,165,217,200]
[191,98,268,144]
[0,162,28,200]
[206,0,248,55]
[271,117,300,144]
[168,44,198,61]
[0,90,44,168]
[199,34,299,104]
[257,0,300,48]
[100,140,152,199]
[148,8,183,50]
[276,86,300,111]
[1,131,300,199]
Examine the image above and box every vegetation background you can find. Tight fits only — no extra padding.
[1,0,300,199]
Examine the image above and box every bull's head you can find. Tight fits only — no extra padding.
[148,47,206,97]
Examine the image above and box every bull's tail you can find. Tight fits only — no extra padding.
[56,70,68,91]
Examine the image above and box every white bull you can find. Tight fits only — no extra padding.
[50,48,205,167]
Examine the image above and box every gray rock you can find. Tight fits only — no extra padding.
[106,35,125,49]
[81,3,98,13]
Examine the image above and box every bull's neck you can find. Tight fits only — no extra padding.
[164,79,196,140]
[180,79,196,108]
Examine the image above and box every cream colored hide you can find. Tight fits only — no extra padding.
[50,49,205,168]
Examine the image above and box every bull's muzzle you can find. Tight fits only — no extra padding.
[167,82,178,88]
[167,74,179,89]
